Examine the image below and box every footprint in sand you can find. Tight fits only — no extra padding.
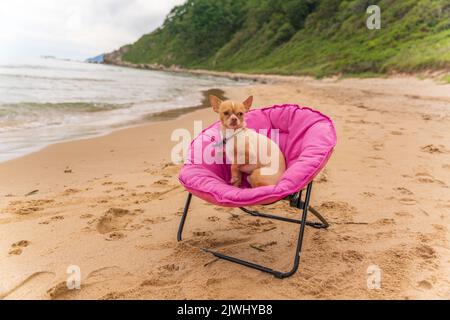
[398,198,417,206]
[153,179,169,186]
[8,240,31,256]
[235,219,276,234]
[361,191,375,198]
[355,103,369,110]
[414,244,437,260]
[142,216,167,225]
[373,218,396,226]
[414,173,446,186]
[208,216,220,222]
[174,207,186,217]
[62,189,81,196]
[206,278,224,286]
[372,142,384,151]
[39,215,64,225]
[247,219,274,228]
[421,144,448,154]
[46,281,75,300]
[158,264,180,276]
[6,199,55,216]
[317,201,356,220]
[193,231,213,237]
[394,211,414,218]
[47,266,129,299]
[140,277,179,287]
[214,207,234,214]
[345,119,370,125]
[96,208,135,234]
[316,169,329,184]
[140,264,182,288]
[249,241,277,252]
[366,156,385,161]
[417,280,433,290]
[394,187,413,196]
[105,232,126,241]
[159,162,181,176]
[341,250,364,263]
[206,237,253,251]
[146,269,181,287]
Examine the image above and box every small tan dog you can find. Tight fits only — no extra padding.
[210,95,286,188]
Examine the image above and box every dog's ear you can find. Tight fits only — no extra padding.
[209,95,222,113]
[243,96,253,111]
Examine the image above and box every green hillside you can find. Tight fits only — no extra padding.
[117,0,450,77]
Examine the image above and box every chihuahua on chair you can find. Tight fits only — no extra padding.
[210,95,286,188]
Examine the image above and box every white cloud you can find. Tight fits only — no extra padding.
[0,0,185,61]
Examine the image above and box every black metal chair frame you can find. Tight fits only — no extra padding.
[177,181,329,279]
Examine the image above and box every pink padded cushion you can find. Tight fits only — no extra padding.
[178,104,337,207]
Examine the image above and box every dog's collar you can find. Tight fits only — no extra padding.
[214,128,246,147]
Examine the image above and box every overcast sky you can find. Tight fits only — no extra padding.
[0,0,185,62]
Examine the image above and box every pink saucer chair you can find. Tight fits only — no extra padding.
[178,104,337,278]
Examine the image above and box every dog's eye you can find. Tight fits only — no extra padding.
[238,112,243,117]
[224,111,230,116]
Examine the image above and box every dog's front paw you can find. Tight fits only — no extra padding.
[231,177,241,187]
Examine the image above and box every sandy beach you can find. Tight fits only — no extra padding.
[1,73,449,299]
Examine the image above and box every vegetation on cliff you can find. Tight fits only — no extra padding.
[116,0,450,77]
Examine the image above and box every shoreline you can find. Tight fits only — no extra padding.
[0,88,227,165]
[103,56,450,85]
[0,73,449,299]
[5,62,448,166]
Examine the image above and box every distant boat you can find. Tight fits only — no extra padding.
[85,54,104,64]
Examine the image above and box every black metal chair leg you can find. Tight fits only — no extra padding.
[177,192,192,241]
[238,206,328,229]
[308,206,329,229]
[176,182,328,278]
[278,182,312,278]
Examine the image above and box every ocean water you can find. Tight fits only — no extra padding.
[0,58,241,162]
